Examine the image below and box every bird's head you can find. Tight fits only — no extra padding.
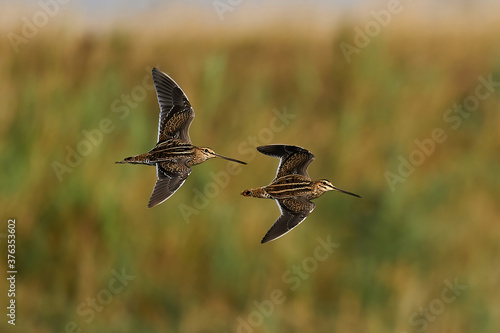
[315,179,361,198]
[198,147,217,160]
[317,179,335,192]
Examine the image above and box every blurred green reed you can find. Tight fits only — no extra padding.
[0,19,499,333]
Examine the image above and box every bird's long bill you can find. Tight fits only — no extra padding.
[214,153,247,165]
[332,186,361,198]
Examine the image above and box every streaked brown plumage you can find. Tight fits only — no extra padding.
[116,68,246,208]
[241,145,360,243]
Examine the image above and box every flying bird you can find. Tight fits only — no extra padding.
[241,145,360,243]
[117,68,246,208]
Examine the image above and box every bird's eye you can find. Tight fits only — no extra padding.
[204,149,210,153]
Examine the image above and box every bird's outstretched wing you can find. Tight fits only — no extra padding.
[152,68,195,144]
[261,197,315,243]
[148,163,191,208]
[257,145,315,180]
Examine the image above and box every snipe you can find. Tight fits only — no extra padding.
[117,68,246,208]
[241,145,360,243]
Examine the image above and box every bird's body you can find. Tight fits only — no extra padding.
[118,139,218,168]
[242,145,360,243]
[245,174,333,200]
[117,68,245,208]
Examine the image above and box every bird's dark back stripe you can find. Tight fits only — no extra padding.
[265,183,313,197]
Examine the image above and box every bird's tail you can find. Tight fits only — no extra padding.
[241,188,270,199]
[115,153,150,165]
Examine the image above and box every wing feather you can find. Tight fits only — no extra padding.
[261,198,315,243]
[152,68,195,143]
[147,163,191,208]
[257,145,315,180]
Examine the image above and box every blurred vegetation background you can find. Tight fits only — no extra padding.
[1,1,500,332]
